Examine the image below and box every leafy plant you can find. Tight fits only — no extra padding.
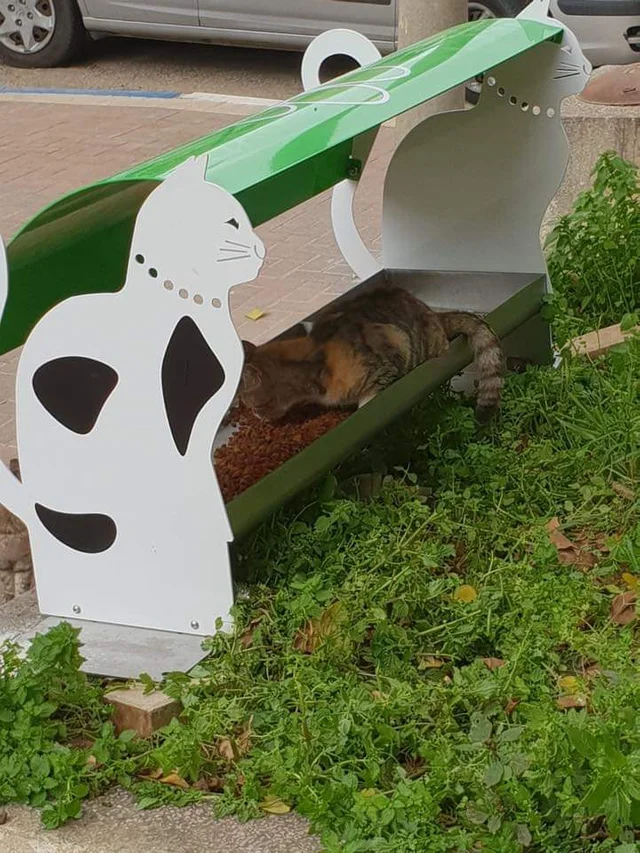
[546,151,640,345]
[0,623,141,828]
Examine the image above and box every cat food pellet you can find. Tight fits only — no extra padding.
[214,404,350,502]
[245,308,266,321]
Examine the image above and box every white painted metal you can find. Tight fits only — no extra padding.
[382,1,591,288]
[0,156,265,636]
[302,28,384,282]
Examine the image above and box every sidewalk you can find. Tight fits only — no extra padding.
[0,95,393,460]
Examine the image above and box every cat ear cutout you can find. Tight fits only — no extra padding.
[165,154,209,185]
[517,0,550,20]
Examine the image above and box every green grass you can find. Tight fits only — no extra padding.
[1,152,640,850]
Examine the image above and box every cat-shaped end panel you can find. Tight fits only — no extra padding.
[0,156,266,637]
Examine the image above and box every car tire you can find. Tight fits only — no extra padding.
[0,0,87,68]
[469,0,527,16]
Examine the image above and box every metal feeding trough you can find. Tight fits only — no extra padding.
[0,0,590,678]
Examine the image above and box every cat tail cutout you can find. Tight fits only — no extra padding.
[516,0,550,21]
[439,312,505,416]
[0,235,30,522]
[301,30,383,281]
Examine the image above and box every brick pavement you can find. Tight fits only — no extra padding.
[0,97,392,458]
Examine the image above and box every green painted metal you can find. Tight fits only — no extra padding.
[227,276,548,540]
[0,17,561,355]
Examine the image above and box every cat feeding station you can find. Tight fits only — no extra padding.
[0,0,589,678]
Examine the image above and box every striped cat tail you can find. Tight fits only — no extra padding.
[0,235,29,520]
[439,311,505,418]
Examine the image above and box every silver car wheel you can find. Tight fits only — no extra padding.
[468,2,497,22]
[0,0,56,55]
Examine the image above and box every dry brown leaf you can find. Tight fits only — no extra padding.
[159,772,190,790]
[192,779,211,792]
[218,719,253,763]
[418,655,445,669]
[86,755,98,768]
[546,518,597,568]
[483,657,505,671]
[611,481,635,501]
[581,661,601,680]
[505,698,520,715]
[218,738,236,762]
[610,591,638,626]
[0,809,8,826]
[240,616,263,649]
[557,695,587,710]
[259,795,291,815]
[546,517,574,551]
[293,601,345,654]
[371,690,388,702]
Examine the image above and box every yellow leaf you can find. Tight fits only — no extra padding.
[622,572,639,590]
[453,585,478,603]
[259,795,291,814]
[159,772,190,790]
[418,655,445,669]
[360,788,377,798]
[558,675,580,695]
[245,308,266,321]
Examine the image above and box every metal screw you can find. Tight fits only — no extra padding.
[72,605,81,615]
[8,4,15,10]
[27,12,32,17]
[190,620,200,630]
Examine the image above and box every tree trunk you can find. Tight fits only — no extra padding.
[396,0,468,140]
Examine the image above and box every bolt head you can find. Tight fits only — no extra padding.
[190,620,200,630]
[72,605,81,615]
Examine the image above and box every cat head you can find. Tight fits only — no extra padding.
[130,155,265,294]
[238,339,324,422]
[517,0,592,99]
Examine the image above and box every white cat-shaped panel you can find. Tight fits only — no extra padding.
[0,155,265,635]
[382,0,591,275]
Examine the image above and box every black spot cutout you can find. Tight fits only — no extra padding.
[33,357,118,435]
[162,316,225,456]
[226,218,239,229]
[35,504,117,553]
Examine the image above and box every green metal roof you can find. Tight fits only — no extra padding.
[1,17,561,354]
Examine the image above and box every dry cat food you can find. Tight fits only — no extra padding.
[214,404,350,502]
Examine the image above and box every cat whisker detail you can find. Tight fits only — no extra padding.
[224,239,251,250]
[216,254,252,262]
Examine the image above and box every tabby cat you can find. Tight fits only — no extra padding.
[238,286,504,422]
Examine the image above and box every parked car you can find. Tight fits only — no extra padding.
[0,0,639,70]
